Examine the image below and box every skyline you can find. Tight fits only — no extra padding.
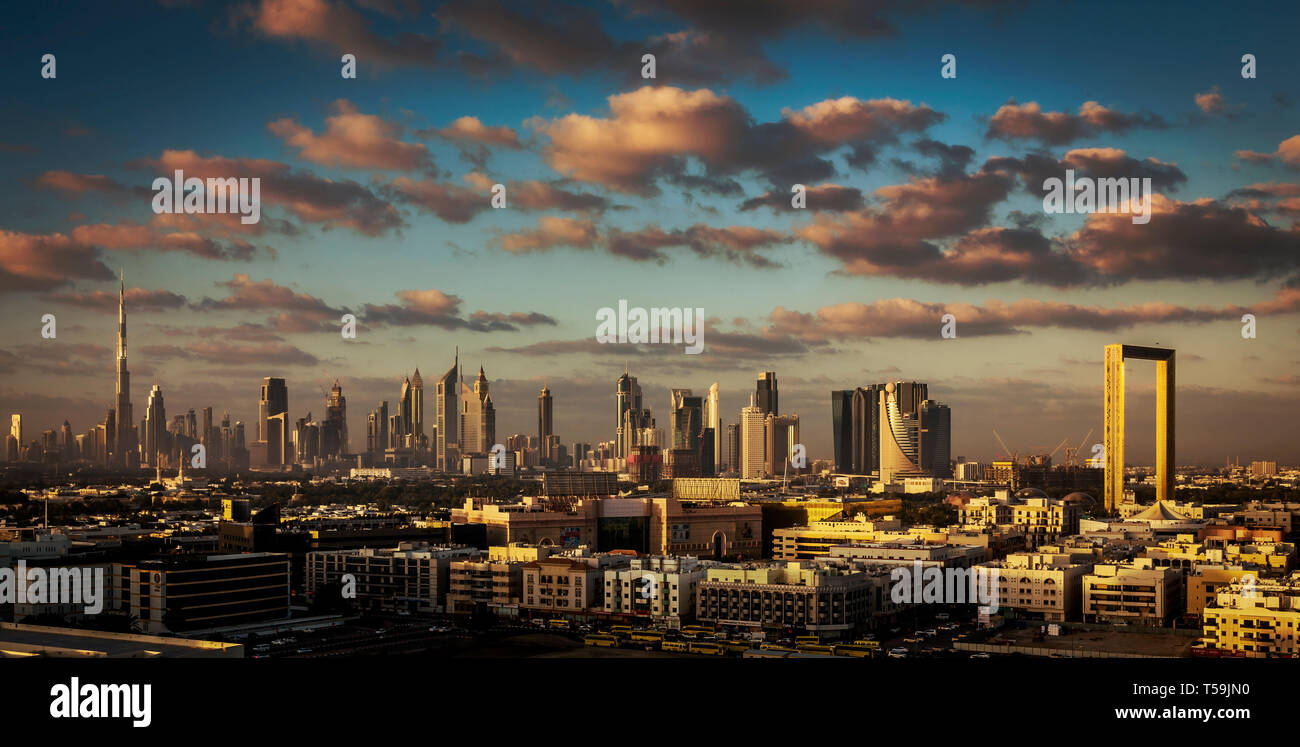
[2,0,1299,464]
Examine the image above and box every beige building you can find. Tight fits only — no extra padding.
[451,495,762,559]
[1083,559,1183,626]
[695,562,879,636]
[522,554,629,614]
[604,556,709,623]
[305,543,477,613]
[1186,566,1259,618]
[981,551,1094,622]
[1202,573,1300,657]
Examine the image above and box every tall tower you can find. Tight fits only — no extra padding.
[739,395,766,479]
[436,350,459,471]
[144,384,165,467]
[538,386,553,460]
[704,382,721,472]
[114,271,134,467]
[259,377,288,465]
[615,366,643,458]
[1103,344,1175,512]
[410,368,424,451]
[756,372,778,417]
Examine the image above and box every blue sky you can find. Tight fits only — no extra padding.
[1,0,1298,464]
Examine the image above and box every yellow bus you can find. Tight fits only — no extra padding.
[681,625,714,636]
[547,619,570,630]
[794,635,821,646]
[760,643,797,653]
[629,631,664,643]
[688,641,725,656]
[584,634,619,648]
[661,640,689,652]
[853,639,881,649]
[796,643,836,655]
[722,641,752,654]
[834,644,875,658]
[609,625,633,635]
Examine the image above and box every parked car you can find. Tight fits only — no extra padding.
[887,648,908,658]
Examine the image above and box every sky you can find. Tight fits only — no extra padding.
[1,0,1298,466]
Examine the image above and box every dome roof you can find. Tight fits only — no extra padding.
[1014,487,1048,500]
[1063,492,1096,505]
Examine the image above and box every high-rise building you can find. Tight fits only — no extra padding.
[878,382,934,478]
[765,413,800,477]
[538,386,553,461]
[920,400,952,478]
[410,368,424,452]
[9,414,21,453]
[704,382,721,473]
[670,389,703,452]
[831,390,853,473]
[460,366,495,455]
[113,272,134,467]
[144,384,166,467]
[1104,345,1175,512]
[258,377,288,463]
[322,380,347,459]
[436,351,459,471]
[739,395,766,479]
[615,367,643,458]
[368,401,389,455]
[399,376,413,444]
[725,423,740,474]
[756,372,778,417]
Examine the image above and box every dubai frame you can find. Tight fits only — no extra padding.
[1103,344,1175,512]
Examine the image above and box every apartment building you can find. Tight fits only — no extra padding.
[305,543,478,613]
[980,551,1094,622]
[604,555,709,623]
[522,554,629,614]
[1083,559,1183,626]
[695,562,874,636]
[1202,573,1300,657]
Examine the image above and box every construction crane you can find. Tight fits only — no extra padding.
[1063,428,1094,467]
[992,429,1019,464]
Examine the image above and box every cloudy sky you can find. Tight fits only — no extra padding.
[2,0,1298,465]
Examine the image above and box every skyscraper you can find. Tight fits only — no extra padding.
[460,366,495,455]
[920,400,952,478]
[144,384,166,467]
[670,389,702,450]
[368,401,388,455]
[725,423,740,474]
[436,350,459,471]
[538,386,553,460]
[880,383,925,477]
[410,368,424,452]
[114,271,134,467]
[615,366,643,458]
[765,413,800,477]
[399,375,412,443]
[831,390,853,473]
[704,382,721,473]
[259,377,289,465]
[739,395,766,479]
[322,380,347,459]
[851,385,885,475]
[756,371,778,417]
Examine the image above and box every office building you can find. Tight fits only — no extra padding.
[756,371,778,416]
[538,386,553,461]
[113,272,135,467]
[704,382,721,474]
[739,396,766,479]
[306,544,477,613]
[460,366,495,455]
[112,553,291,634]
[436,351,459,471]
[765,413,800,477]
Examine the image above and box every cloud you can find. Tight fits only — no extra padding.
[195,274,345,327]
[1194,86,1228,115]
[0,230,115,293]
[985,100,1167,145]
[495,218,788,266]
[985,148,1187,193]
[529,86,942,194]
[238,0,440,68]
[143,339,320,367]
[498,216,599,253]
[361,289,556,331]
[1234,134,1300,169]
[130,150,403,236]
[420,116,522,148]
[49,287,188,311]
[386,173,610,223]
[268,100,433,171]
[739,183,864,212]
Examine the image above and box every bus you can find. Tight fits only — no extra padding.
[796,643,836,655]
[548,619,571,630]
[760,643,797,653]
[661,640,690,653]
[681,625,714,637]
[834,644,875,658]
[853,639,881,649]
[584,634,619,648]
[609,625,633,635]
[721,641,752,654]
[688,641,725,656]
[629,631,665,643]
[794,635,821,646]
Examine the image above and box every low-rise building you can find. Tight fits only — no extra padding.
[1083,559,1183,627]
[1202,573,1300,657]
[695,562,874,637]
[605,555,709,624]
[305,543,478,613]
[980,551,1094,622]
